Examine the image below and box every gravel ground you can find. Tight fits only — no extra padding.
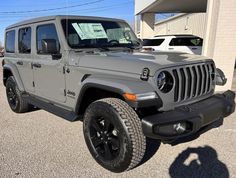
[0,58,236,178]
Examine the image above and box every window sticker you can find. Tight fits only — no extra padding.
[72,23,108,40]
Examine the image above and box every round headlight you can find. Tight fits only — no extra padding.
[157,71,174,93]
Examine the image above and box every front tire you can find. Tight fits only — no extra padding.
[6,76,30,113]
[83,98,146,172]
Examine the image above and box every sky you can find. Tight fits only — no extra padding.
[0,0,173,45]
[0,0,135,43]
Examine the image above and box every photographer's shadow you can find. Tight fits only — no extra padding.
[169,146,229,178]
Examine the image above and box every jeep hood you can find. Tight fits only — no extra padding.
[78,51,212,76]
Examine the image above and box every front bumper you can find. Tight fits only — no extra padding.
[142,90,235,143]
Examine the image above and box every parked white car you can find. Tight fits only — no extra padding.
[142,35,203,55]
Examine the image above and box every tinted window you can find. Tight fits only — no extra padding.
[37,24,60,54]
[5,30,15,53]
[169,37,203,46]
[19,27,31,53]
[142,39,164,46]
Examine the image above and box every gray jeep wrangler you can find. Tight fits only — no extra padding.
[2,15,235,172]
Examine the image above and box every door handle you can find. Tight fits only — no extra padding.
[168,48,174,50]
[32,63,42,68]
[191,47,198,50]
[16,61,23,65]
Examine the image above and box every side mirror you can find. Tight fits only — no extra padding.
[41,39,61,60]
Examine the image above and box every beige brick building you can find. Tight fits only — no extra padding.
[135,0,236,91]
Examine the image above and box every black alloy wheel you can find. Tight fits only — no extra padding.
[89,116,121,161]
[6,84,19,110]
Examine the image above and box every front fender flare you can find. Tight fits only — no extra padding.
[75,76,158,113]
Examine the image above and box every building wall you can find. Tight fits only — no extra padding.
[135,0,156,14]
[140,13,155,39]
[203,0,236,91]
[154,13,206,38]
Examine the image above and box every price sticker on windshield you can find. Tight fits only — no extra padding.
[72,23,108,40]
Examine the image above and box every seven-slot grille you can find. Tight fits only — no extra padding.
[172,62,215,102]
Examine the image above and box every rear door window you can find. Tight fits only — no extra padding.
[19,27,31,54]
[143,39,165,46]
[169,37,203,46]
[5,30,15,53]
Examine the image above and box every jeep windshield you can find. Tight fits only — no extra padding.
[61,19,140,50]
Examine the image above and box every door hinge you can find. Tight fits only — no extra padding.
[63,66,66,74]
[33,81,35,87]
[64,89,66,96]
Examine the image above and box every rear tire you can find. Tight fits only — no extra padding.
[83,98,146,172]
[6,76,30,113]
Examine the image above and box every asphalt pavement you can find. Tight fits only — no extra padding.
[0,58,236,178]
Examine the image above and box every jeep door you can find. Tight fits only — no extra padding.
[15,27,35,93]
[33,23,66,103]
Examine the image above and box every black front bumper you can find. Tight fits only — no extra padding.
[142,90,235,143]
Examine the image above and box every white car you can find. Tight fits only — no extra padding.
[142,35,203,55]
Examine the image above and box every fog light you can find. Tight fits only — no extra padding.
[173,122,187,134]
[154,122,190,136]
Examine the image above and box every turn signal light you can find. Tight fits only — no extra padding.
[123,93,137,101]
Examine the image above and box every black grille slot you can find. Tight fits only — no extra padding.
[173,69,179,102]
[202,65,207,94]
[192,66,197,97]
[172,62,214,103]
[206,64,211,92]
[186,67,192,98]
[197,65,202,96]
[210,63,215,80]
[180,68,186,100]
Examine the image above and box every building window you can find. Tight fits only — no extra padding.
[142,39,165,46]
[19,27,31,53]
[36,24,60,54]
[5,30,15,53]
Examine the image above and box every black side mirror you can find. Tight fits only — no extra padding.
[41,39,61,60]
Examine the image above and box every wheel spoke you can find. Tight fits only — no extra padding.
[92,121,102,133]
[104,142,112,160]
[8,91,13,98]
[110,137,119,150]
[91,136,103,148]
[104,119,112,132]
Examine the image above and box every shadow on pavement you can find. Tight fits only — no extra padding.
[169,146,229,178]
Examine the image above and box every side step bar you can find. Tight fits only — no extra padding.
[23,94,79,122]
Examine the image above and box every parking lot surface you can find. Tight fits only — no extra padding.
[0,58,236,178]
